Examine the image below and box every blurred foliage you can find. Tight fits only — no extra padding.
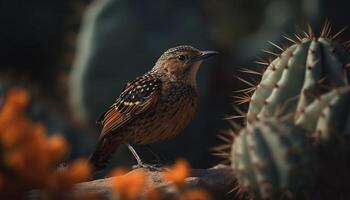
[110,159,212,200]
[0,89,91,199]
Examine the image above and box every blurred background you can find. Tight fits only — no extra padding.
[1,0,349,176]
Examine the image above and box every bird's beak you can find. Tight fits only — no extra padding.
[190,51,219,63]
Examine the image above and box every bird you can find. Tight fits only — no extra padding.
[89,45,218,172]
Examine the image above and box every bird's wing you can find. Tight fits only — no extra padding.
[97,73,162,139]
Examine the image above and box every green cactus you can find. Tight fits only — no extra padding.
[231,117,315,200]
[244,30,350,125]
[229,25,350,200]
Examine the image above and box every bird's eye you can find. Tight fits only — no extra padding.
[178,55,187,61]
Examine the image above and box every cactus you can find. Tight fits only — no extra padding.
[242,25,350,126]
[231,117,315,200]
[228,25,350,199]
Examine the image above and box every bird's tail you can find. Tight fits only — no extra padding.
[88,137,122,173]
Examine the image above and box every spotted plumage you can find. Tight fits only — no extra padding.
[89,45,218,172]
[96,72,162,139]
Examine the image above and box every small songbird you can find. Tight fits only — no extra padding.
[89,45,218,171]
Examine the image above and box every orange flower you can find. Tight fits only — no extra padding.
[8,89,29,108]
[111,168,147,200]
[163,158,191,186]
[48,159,92,191]
[181,188,212,200]
[0,89,29,126]
[46,134,69,161]
[5,150,26,172]
[146,188,162,200]
[1,122,26,148]
[0,88,93,197]
[31,123,47,144]
[110,168,128,177]
[66,159,92,183]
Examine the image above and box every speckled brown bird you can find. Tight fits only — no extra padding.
[89,45,218,171]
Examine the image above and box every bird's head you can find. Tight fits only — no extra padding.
[153,45,218,86]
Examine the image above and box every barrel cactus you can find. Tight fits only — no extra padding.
[231,117,315,200]
[241,25,350,128]
[228,25,350,199]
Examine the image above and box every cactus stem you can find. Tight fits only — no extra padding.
[259,179,271,185]
[303,88,309,96]
[287,148,297,156]
[267,63,277,71]
[251,162,263,169]
[327,104,333,109]
[248,99,262,107]
[263,99,269,105]
[310,59,320,67]
[334,87,341,95]
[278,112,295,122]
[309,49,316,54]
[314,130,321,140]
[247,145,255,151]
[268,41,285,52]
[320,112,325,118]
[331,47,336,54]
[255,116,260,122]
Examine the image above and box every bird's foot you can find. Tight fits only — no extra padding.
[132,163,164,171]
